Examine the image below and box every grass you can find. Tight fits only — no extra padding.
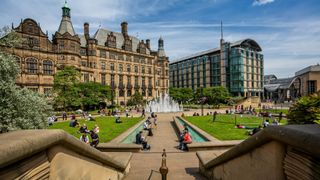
[258,108,289,114]
[48,116,143,143]
[184,114,288,140]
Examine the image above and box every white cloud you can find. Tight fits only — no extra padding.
[253,0,274,6]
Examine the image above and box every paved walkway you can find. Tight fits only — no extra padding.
[125,112,209,180]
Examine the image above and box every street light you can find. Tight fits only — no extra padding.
[200,85,204,116]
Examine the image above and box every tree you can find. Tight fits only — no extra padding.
[196,86,230,106]
[0,27,52,132]
[126,91,145,106]
[53,66,81,110]
[76,82,111,110]
[287,92,320,124]
[169,87,193,103]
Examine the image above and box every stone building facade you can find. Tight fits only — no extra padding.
[3,2,169,105]
[169,37,264,98]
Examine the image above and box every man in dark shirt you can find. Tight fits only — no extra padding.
[136,131,143,144]
[90,130,99,148]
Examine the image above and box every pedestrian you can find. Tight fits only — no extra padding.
[213,111,217,122]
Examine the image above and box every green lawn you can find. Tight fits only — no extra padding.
[185,114,287,140]
[48,116,143,143]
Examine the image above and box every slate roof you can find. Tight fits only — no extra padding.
[57,17,76,36]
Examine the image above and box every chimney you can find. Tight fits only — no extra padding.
[121,21,128,36]
[84,22,89,40]
[146,39,150,49]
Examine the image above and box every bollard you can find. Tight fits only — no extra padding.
[159,149,168,180]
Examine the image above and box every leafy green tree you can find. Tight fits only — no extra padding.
[196,86,230,106]
[169,87,193,103]
[127,91,145,106]
[0,27,52,132]
[53,66,81,110]
[287,92,320,124]
[76,82,111,110]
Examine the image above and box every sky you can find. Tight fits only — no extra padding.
[0,0,319,77]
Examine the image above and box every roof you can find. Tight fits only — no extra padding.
[295,64,320,76]
[57,16,75,36]
[264,77,296,92]
[170,38,262,64]
[92,28,150,54]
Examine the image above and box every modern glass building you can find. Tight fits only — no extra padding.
[169,38,264,97]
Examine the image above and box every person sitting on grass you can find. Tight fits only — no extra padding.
[80,132,89,144]
[70,119,80,127]
[90,130,99,148]
[115,116,122,123]
[78,124,89,133]
[87,114,95,121]
[93,124,100,133]
[263,119,270,128]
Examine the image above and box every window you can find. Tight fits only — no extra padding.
[134,66,138,73]
[142,76,145,86]
[127,65,131,72]
[101,74,106,85]
[110,63,114,71]
[84,74,89,82]
[119,64,123,72]
[135,76,138,85]
[26,58,38,74]
[100,50,106,58]
[142,66,145,74]
[44,88,52,97]
[148,89,152,96]
[28,87,38,92]
[80,49,86,55]
[109,52,116,59]
[101,62,106,70]
[127,76,131,84]
[119,75,123,84]
[148,67,152,74]
[127,89,132,96]
[111,74,115,87]
[59,41,64,51]
[70,42,76,52]
[141,89,146,96]
[308,80,317,94]
[43,60,53,75]
[119,89,125,97]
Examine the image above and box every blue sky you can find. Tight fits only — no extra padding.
[0,0,319,77]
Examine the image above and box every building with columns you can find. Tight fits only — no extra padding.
[3,2,169,105]
[169,36,264,98]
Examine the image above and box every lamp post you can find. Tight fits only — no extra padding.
[200,85,204,116]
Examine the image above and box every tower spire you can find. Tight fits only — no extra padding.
[220,21,223,40]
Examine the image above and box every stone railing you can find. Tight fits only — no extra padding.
[0,130,132,179]
[196,124,320,179]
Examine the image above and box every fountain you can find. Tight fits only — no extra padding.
[145,93,183,113]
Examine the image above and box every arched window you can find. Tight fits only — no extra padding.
[26,58,38,74]
[43,60,53,75]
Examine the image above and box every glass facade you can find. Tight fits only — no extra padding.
[169,39,264,97]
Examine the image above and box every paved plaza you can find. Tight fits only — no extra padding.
[125,112,227,180]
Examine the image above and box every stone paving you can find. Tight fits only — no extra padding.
[124,112,226,180]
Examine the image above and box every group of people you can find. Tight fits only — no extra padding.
[134,113,158,150]
[78,124,100,148]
